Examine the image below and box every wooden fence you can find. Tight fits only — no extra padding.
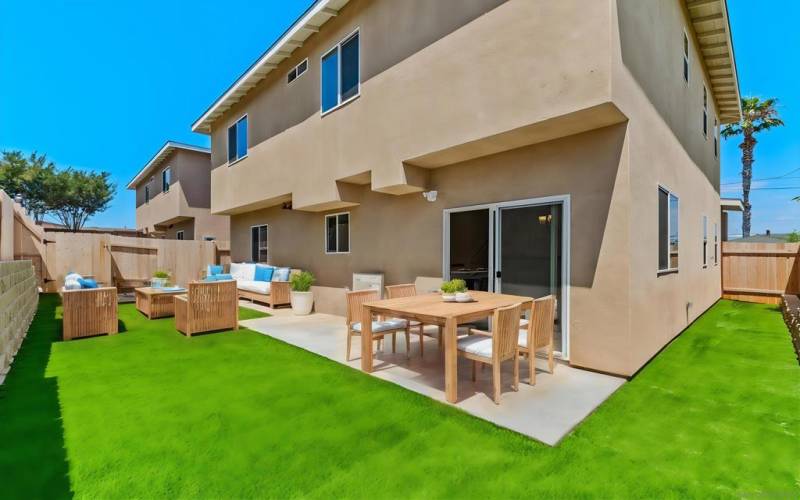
[1,189,229,292]
[721,241,800,304]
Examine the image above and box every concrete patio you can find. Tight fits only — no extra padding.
[239,303,625,446]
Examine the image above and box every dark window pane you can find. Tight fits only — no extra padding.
[236,117,248,159]
[658,189,668,270]
[326,216,337,252]
[321,50,339,112]
[340,33,359,101]
[298,59,307,75]
[251,227,259,261]
[338,214,349,252]
[288,68,296,83]
[228,125,237,162]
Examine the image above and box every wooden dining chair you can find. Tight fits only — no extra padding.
[518,295,557,385]
[457,303,522,404]
[385,283,438,357]
[345,289,410,361]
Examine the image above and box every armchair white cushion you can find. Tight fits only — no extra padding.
[351,319,408,333]
[456,335,494,358]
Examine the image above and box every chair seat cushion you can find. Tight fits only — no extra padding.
[518,330,529,348]
[351,319,408,333]
[237,280,271,295]
[457,335,493,358]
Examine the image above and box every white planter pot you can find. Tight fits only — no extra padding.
[151,277,168,289]
[291,291,314,315]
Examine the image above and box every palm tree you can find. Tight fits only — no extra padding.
[721,97,784,237]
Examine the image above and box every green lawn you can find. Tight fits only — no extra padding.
[0,296,798,498]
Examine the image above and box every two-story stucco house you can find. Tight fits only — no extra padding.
[191,0,740,377]
[127,141,230,241]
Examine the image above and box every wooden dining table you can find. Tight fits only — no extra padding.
[361,290,534,403]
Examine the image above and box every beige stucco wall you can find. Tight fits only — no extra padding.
[134,149,229,240]
[232,125,633,374]
[210,0,613,213]
[608,0,722,374]
[210,0,730,376]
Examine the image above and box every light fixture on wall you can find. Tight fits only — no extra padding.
[282,201,293,210]
[422,190,438,202]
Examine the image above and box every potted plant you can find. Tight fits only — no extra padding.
[441,279,468,302]
[151,270,170,289]
[290,271,315,315]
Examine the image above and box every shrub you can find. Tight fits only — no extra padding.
[787,230,800,243]
[440,279,467,294]
[290,271,315,292]
[153,270,170,279]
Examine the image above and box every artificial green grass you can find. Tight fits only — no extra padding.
[0,297,797,498]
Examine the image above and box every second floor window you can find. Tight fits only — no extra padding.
[145,185,150,204]
[658,186,679,273]
[162,167,171,193]
[228,115,248,164]
[714,117,719,157]
[288,59,308,84]
[683,32,689,84]
[176,230,184,240]
[321,30,360,114]
[702,86,708,138]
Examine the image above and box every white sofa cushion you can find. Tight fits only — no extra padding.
[351,319,408,333]
[63,279,82,291]
[230,263,256,282]
[237,280,271,295]
[457,335,493,358]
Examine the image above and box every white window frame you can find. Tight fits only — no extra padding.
[320,28,361,117]
[713,222,719,266]
[702,215,708,268]
[658,185,680,275]
[682,30,690,85]
[325,212,350,254]
[287,58,309,84]
[227,114,249,166]
[162,166,171,193]
[251,224,269,263]
[702,86,708,138]
[176,230,184,240]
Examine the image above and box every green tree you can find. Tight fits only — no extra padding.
[786,230,800,243]
[49,168,115,231]
[0,150,57,222]
[721,97,784,237]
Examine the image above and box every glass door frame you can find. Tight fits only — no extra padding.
[442,194,571,359]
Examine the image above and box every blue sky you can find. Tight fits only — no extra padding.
[1,0,797,234]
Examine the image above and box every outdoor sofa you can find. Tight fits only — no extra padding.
[207,263,299,309]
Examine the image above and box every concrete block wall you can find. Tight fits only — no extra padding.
[0,260,38,379]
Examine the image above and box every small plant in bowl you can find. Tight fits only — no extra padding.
[441,279,468,302]
[290,271,316,315]
[151,270,170,289]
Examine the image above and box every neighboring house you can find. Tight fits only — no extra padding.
[191,0,740,377]
[127,142,230,241]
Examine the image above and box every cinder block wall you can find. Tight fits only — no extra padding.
[0,260,38,379]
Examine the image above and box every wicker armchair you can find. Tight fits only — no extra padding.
[174,281,239,337]
[61,287,118,341]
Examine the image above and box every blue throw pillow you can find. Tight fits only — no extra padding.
[78,278,98,289]
[254,265,274,282]
[207,264,224,276]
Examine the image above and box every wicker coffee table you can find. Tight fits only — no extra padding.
[135,287,186,319]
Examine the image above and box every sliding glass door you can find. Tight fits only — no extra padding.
[444,196,569,357]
